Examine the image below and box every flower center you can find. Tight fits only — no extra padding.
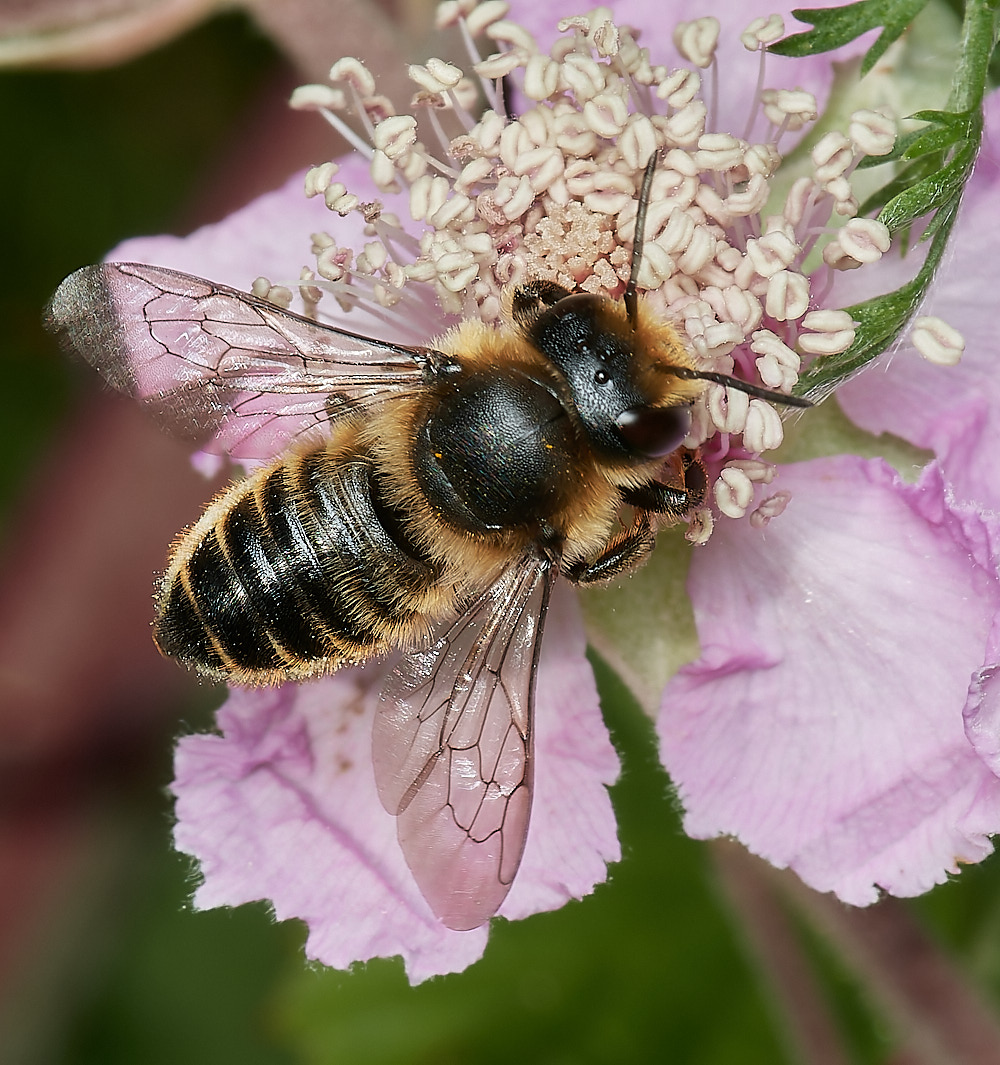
[284,2,903,535]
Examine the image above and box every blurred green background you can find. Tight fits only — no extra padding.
[4,8,1000,1064]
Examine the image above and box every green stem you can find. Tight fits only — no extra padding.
[795,0,1000,400]
[948,0,1000,113]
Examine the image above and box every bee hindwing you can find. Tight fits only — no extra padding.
[373,555,553,930]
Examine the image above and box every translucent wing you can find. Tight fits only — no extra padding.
[373,554,554,930]
[45,262,433,460]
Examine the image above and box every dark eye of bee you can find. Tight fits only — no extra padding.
[615,404,692,457]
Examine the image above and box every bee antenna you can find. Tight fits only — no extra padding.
[624,151,659,329]
[663,365,813,408]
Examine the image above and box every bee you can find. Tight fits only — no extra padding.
[46,155,809,930]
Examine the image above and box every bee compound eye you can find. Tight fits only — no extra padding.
[616,404,692,457]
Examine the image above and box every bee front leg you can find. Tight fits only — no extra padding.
[563,513,656,586]
[621,452,708,517]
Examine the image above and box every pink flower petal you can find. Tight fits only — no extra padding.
[659,456,1000,903]
[835,92,1000,509]
[108,156,428,346]
[172,585,618,981]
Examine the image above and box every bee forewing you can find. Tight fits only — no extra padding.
[46,262,427,460]
[373,556,552,931]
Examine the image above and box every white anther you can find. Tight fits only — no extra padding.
[372,114,417,159]
[765,270,810,321]
[593,18,621,57]
[725,174,769,218]
[316,244,353,281]
[409,174,447,220]
[743,399,784,453]
[455,156,493,193]
[584,187,633,215]
[523,54,560,99]
[494,174,535,219]
[439,261,480,293]
[751,330,800,390]
[695,186,729,226]
[674,17,720,68]
[694,132,745,171]
[746,231,799,278]
[782,176,818,227]
[720,286,763,333]
[431,189,475,229]
[744,142,781,177]
[512,146,565,193]
[837,217,891,263]
[636,243,675,286]
[686,507,714,544]
[827,176,858,215]
[583,90,630,138]
[811,132,853,183]
[474,52,522,80]
[822,242,859,270]
[660,100,708,147]
[761,88,818,129]
[849,109,896,156]
[618,115,658,171]
[251,277,292,308]
[474,110,506,154]
[911,316,965,365]
[364,95,396,124]
[408,58,464,93]
[554,111,599,157]
[715,465,755,518]
[323,184,359,214]
[656,206,695,253]
[370,150,399,192]
[485,19,537,51]
[725,458,776,483]
[562,53,609,102]
[798,309,856,355]
[290,84,345,111]
[464,0,510,36]
[656,68,701,109]
[750,491,791,529]
[304,161,340,197]
[357,241,388,273]
[328,58,376,96]
[702,321,743,355]
[676,224,715,274]
[708,384,750,434]
[435,0,466,28]
[741,14,784,49]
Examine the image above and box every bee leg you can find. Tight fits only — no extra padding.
[621,453,708,516]
[563,513,656,585]
[510,280,573,328]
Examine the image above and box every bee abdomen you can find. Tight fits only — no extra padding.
[155,446,444,682]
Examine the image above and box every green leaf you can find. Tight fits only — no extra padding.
[878,137,977,231]
[795,197,961,400]
[770,0,930,75]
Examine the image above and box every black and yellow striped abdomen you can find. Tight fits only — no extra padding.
[154,442,446,685]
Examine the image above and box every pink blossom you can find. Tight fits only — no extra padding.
[657,93,1000,902]
[659,458,1000,900]
[99,0,1000,979]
